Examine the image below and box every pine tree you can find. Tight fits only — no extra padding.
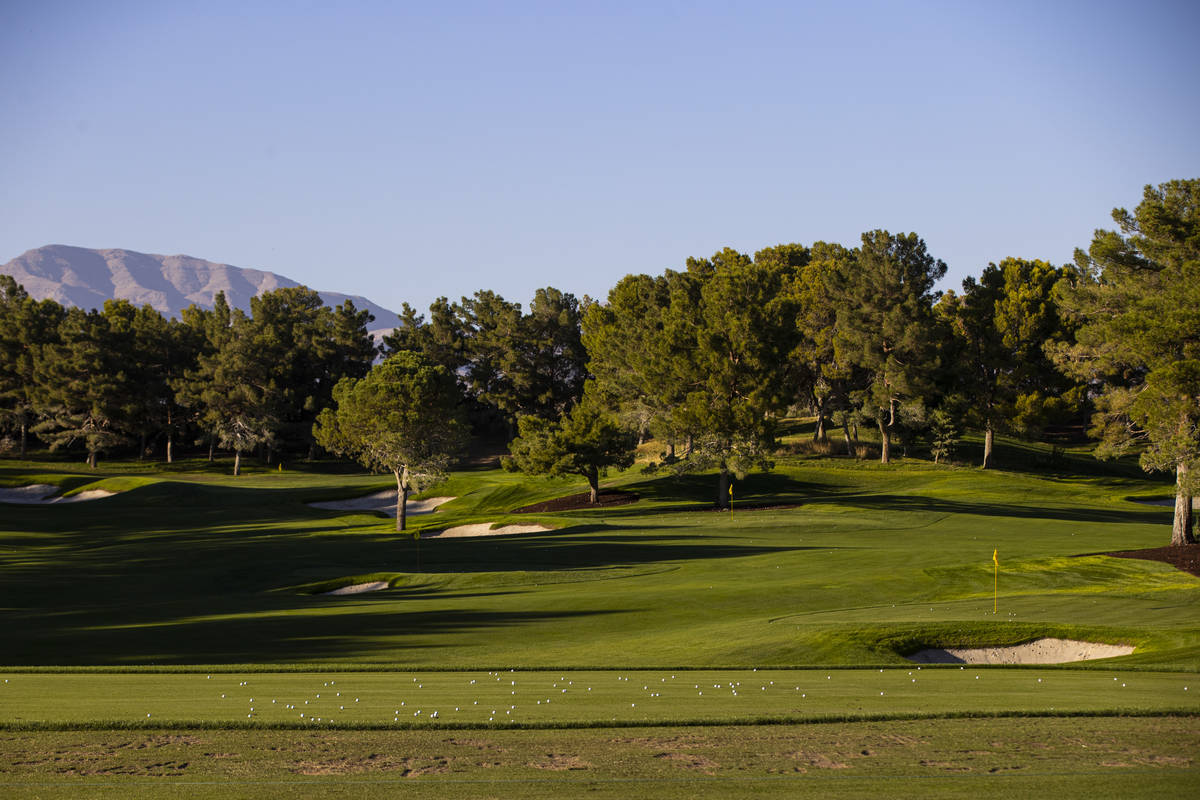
[314,352,468,531]
[1053,179,1200,545]
[941,258,1081,468]
[32,307,135,467]
[0,277,64,455]
[828,231,947,463]
[503,389,635,503]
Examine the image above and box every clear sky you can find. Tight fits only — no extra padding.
[2,0,1197,315]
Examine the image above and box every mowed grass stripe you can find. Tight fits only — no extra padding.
[2,669,1195,727]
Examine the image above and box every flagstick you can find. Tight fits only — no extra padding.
[993,549,998,614]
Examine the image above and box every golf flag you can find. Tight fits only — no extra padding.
[992,548,999,613]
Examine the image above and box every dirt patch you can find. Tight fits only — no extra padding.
[612,734,709,748]
[654,752,719,773]
[514,490,639,514]
[527,753,591,770]
[1106,544,1200,578]
[908,637,1134,664]
[293,754,450,776]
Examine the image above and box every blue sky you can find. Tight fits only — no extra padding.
[2,0,1197,315]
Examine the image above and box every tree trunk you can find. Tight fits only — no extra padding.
[166,432,173,464]
[685,434,694,457]
[878,418,890,464]
[87,450,97,469]
[208,439,215,462]
[982,425,994,470]
[842,417,853,456]
[1172,462,1196,546]
[233,449,241,477]
[139,432,146,461]
[814,394,828,442]
[19,420,27,457]
[587,467,600,504]
[718,467,731,510]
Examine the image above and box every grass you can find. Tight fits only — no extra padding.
[3,450,1193,669]
[0,718,1196,799]
[1,438,1197,796]
[1,669,1195,728]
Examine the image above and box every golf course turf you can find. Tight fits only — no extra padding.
[1,436,1197,796]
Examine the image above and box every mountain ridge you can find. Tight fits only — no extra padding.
[1,244,400,336]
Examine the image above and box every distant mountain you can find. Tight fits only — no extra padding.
[0,245,400,338]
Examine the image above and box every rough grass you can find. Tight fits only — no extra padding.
[0,717,1196,799]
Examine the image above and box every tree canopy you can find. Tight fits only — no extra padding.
[503,390,636,504]
[314,351,469,531]
[1054,179,1200,544]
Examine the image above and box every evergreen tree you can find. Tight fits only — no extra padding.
[1053,179,1200,544]
[828,231,947,463]
[0,277,64,455]
[503,389,636,504]
[177,295,276,475]
[314,351,468,531]
[581,272,687,452]
[940,258,1081,468]
[32,307,135,467]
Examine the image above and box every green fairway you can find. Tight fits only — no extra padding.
[2,447,1198,797]
[1,452,1196,670]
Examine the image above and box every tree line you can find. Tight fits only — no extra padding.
[1,180,1196,543]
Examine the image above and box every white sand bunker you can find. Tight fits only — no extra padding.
[427,523,552,539]
[0,484,114,504]
[908,637,1134,665]
[308,492,455,514]
[322,581,390,595]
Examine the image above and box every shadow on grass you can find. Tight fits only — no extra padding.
[0,491,811,664]
[8,605,622,665]
[812,493,1171,526]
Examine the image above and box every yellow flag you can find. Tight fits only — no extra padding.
[729,482,733,497]
[993,548,998,566]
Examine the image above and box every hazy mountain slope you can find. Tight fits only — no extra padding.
[1,245,401,333]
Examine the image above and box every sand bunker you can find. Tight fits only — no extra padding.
[308,492,454,514]
[0,484,115,504]
[907,637,1134,665]
[322,581,390,596]
[427,523,552,539]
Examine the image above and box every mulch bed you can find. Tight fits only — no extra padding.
[1105,544,1200,578]
[514,490,640,514]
